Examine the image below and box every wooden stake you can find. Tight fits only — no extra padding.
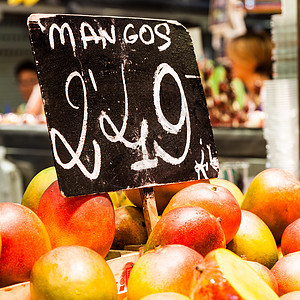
[139,187,159,236]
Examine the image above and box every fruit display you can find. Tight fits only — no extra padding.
[241,168,300,244]
[226,210,279,269]
[0,167,299,299]
[198,60,264,128]
[112,206,148,250]
[30,245,118,300]
[163,182,241,244]
[271,251,300,296]
[0,202,51,288]
[127,244,204,299]
[245,261,278,293]
[37,180,115,258]
[144,206,226,257]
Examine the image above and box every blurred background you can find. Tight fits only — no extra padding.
[0,0,298,199]
[0,0,281,114]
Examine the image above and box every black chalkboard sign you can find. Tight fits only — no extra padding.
[28,14,219,197]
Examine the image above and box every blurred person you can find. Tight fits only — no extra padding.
[226,31,273,111]
[15,60,38,112]
[209,0,247,55]
[15,60,43,116]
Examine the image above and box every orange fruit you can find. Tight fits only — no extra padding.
[145,206,226,257]
[30,245,118,300]
[280,218,300,255]
[127,244,204,300]
[227,210,278,269]
[163,182,241,244]
[21,166,57,214]
[242,168,300,244]
[38,180,115,257]
[209,177,244,206]
[191,248,279,299]
[271,251,300,296]
[0,203,51,287]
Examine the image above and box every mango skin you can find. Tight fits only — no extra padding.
[21,166,57,214]
[0,203,51,287]
[127,244,204,300]
[271,251,300,296]
[38,180,115,258]
[30,245,118,300]
[242,168,300,244]
[280,218,300,255]
[145,206,226,257]
[227,210,279,269]
[163,182,241,244]
[209,178,244,207]
[112,205,147,250]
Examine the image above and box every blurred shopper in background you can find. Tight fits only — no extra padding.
[226,31,273,111]
[15,60,43,116]
[15,60,38,113]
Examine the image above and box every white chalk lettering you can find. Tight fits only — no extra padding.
[88,69,98,91]
[154,23,171,51]
[50,71,101,180]
[139,24,155,45]
[130,119,159,170]
[194,142,219,179]
[48,62,208,179]
[98,25,116,47]
[123,24,138,44]
[123,22,171,51]
[153,63,191,165]
[80,22,100,49]
[99,62,191,171]
[49,23,76,56]
[80,22,116,49]
[48,21,171,53]
[99,63,158,170]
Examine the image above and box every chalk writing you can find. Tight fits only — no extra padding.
[50,71,101,180]
[48,20,171,57]
[51,61,194,177]
[49,23,76,55]
[28,14,219,196]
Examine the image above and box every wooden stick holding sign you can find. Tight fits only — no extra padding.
[139,187,159,236]
[27,14,219,226]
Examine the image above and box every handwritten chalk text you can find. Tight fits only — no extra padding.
[47,21,171,55]
[50,62,194,179]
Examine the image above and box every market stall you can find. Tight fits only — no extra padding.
[0,123,53,188]
[0,123,266,194]
[0,1,299,299]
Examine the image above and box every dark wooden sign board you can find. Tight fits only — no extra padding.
[28,14,219,198]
